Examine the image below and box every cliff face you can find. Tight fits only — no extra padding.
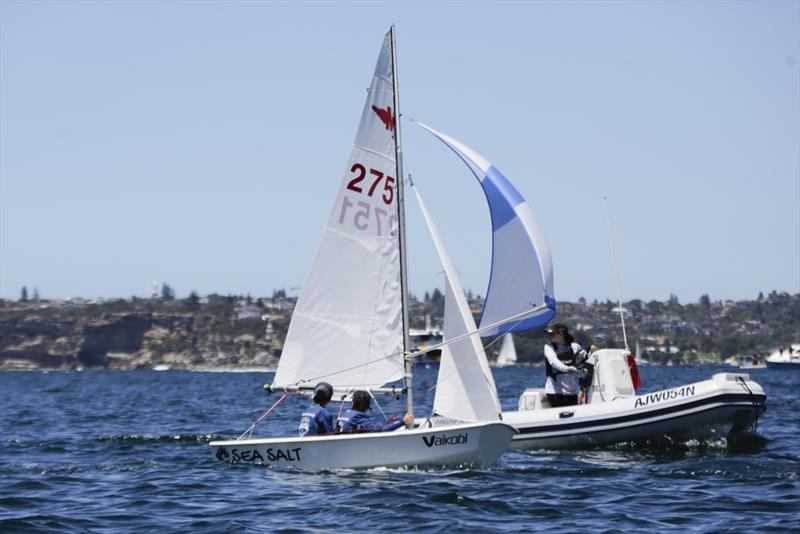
[0,306,280,370]
[77,315,151,366]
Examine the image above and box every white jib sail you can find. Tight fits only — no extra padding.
[496,333,517,366]
[413,187,502,422]
[273,31,404,390]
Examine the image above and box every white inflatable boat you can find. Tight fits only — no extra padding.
[500,349,766,450]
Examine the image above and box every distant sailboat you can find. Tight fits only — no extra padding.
[634,341,649,366]
[494,333,518,367]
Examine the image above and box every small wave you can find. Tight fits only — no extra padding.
[95,434,222,444]
[191,368,276,373]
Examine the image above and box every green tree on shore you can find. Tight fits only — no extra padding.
[161,283,175,300]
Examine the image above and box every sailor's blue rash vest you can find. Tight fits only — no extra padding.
[335,409,404,433]
[298,404,333,436]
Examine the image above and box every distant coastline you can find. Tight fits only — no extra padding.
[1,290,797,371]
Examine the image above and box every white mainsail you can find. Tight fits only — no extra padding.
[413,187,502,422]
[495,333,517,367]
[273,31,404,390]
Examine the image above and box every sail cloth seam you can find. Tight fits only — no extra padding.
[289,303,548,387]
[374,73,392,85]
[354,144,397,161]
[321,225,396,243]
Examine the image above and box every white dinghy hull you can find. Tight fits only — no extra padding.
[210,421,516,470]
[503,372,766,450]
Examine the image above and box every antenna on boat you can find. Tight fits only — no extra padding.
[389,25,414,421]
[603,195,629,351]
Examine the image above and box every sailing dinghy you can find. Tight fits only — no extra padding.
[210,27,516,470]
[494,334,518,367]
[416,124,767,450]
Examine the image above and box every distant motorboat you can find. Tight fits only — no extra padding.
[730,354,766,370]
[409,318,442,368]
[738,360,766,370]
[152,364,171,371]
[765,344,800,370]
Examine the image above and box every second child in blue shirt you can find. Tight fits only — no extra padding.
[336,390,414,433]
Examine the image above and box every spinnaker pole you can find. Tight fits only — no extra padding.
[389,25,413,421]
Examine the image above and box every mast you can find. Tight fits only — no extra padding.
[603,195,629,351]
[389,25,413,418]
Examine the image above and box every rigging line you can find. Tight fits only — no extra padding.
[420,312,531,398]
[367,389,389,421]
[391,380,432,418]
[238,392,291,440]
[482,332,507,353]
[335,388,353,422]
[289,302,549,387]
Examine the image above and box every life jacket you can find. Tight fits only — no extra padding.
[545,343,576,379]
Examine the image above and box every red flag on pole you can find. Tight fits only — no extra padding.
[626,351,642,390]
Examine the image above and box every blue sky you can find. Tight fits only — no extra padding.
[1,0,798,302]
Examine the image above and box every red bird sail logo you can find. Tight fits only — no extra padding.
[371,105,395,131]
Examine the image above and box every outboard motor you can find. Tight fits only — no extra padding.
[585,349,636,404]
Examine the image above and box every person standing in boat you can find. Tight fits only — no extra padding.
[298,382,334,437]
[543,324,588,407]
[336,390,414,433]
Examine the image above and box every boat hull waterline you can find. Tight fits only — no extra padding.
[765,360,800,370]
[503,374,766,450]
[210,421,516,470]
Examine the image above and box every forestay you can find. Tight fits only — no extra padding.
[416,123,555,337]
[413,187,502,422]
[273,31,404,389]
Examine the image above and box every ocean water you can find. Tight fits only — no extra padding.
[1,365,798,532]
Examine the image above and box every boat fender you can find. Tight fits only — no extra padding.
[578,362,595,389]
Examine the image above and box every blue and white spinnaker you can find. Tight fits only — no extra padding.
[416,123,555,336]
